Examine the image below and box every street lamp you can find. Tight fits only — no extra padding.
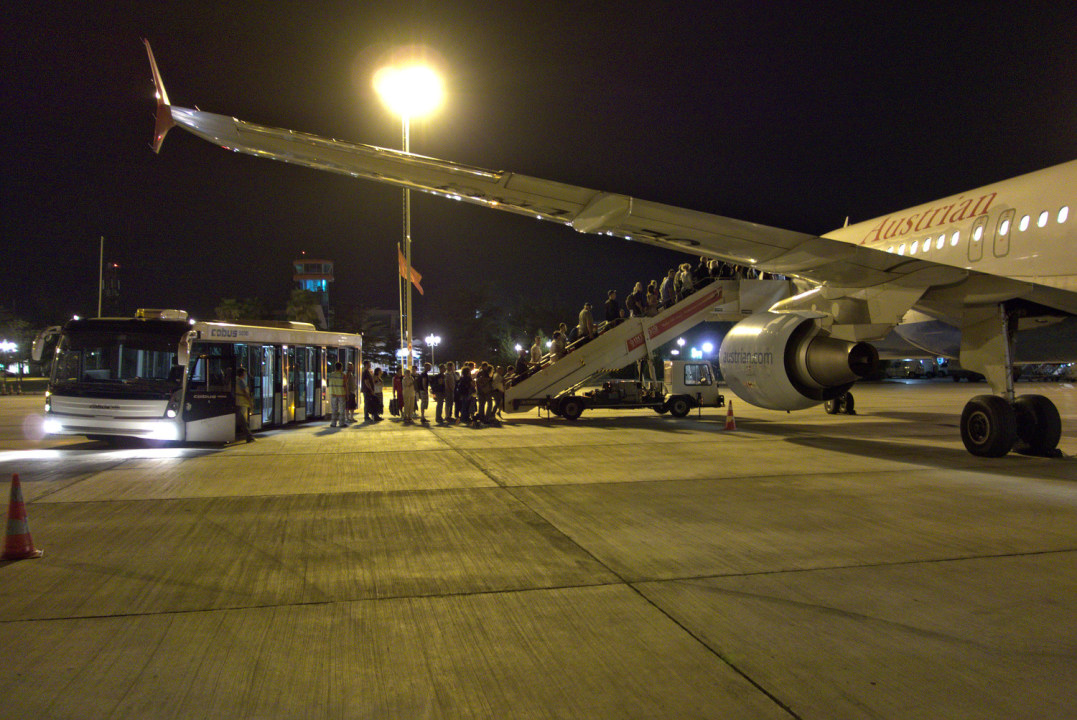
[424,334,441,365]
[374,61,444,371]
[0,341,16,395]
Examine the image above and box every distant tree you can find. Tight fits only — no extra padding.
[286,289,322,325]
[214,297,268,322]
[338,304,396,368]
[0,306,33,350]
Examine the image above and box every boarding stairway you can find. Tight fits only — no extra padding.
[505,279,793,412]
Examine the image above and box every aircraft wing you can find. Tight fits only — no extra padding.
[144,41,968,298]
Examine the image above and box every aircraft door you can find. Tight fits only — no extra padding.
[967,215,990,262]
[993,208,1015,258]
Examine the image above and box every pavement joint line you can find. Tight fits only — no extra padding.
[626,579,805,720]
[638,546,1077,585]
[454,446,809,720]
[0,580,626,625]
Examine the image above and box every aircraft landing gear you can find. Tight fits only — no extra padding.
[1012,394,1062,457]
[959,393,1062,458]
[823,391,856,415]
[959,304,1063,458]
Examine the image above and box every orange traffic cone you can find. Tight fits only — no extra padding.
[724,401,736,431]
[3,474,43,560]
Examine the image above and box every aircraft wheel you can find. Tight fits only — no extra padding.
[960,395,1017,457]
[1012,394,1062,457]
[842,392,856,415]
[823,398,840,414]
[560,397,584,421]
[668,396,691,418]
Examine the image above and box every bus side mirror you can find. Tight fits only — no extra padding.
[177,331,194,366]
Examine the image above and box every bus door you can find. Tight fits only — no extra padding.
[283,346,297,424]
[260,345,281,427]
[183,343,235,442]
[293,347,307,422]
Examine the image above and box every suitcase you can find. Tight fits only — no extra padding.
[389,398,399,416]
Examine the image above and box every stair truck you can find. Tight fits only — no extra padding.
[504,280,792,420]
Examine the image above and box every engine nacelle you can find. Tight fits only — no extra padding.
[719,312,878,411]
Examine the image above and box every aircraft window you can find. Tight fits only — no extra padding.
[897,243,906,255]
[910,240,919,254]
[1038,210,1049,228]
[999,218,1011,236]
[1019,215,1030,232]
[887,246,894,253]
[1059,206,1070,223]
[951,231,960,246]
[936,236,945,250]
[973,226,983,242]
[921,238,930,253]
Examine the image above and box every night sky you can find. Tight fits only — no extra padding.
[5,2,1077,342]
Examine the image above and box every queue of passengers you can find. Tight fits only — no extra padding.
[504,257,787,387]
[384,360,509,426]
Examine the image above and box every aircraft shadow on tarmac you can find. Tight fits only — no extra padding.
[501,414,712,435]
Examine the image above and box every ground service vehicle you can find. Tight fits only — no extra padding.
[36,309,361,443]
[559,361,724,420]
[504,282,778,420]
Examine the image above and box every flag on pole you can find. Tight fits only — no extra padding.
[397,245,424,295]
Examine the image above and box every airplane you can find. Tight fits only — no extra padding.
[141,40,1076,458]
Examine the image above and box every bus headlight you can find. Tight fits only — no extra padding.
[165,394,181,419]
[149,422,179,441]
[43,418,63,435]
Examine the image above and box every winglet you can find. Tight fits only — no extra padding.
[143,39,175,153]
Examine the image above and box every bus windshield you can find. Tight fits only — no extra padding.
[52,329,184,397]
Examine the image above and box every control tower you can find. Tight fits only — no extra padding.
[293,255,334,328]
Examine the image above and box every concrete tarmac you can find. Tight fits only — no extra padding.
[0,381,1075,719]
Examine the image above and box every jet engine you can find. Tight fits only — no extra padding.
[718,312,878,411]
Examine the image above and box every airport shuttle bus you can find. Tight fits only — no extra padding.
[40,309,361,443]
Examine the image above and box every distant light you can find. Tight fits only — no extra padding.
[689,348,703,359]
[373,64,444,118]
[514,344,522,353]
[676,337,686,347]
[670,349,680,356]
[0,340,16,353]
[701,342,714,354]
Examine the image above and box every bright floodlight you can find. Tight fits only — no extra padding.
[374,65,444,118]
[702,342,714,354]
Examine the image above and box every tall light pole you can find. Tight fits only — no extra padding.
[374,62,444,370]
[424,334,441,366]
